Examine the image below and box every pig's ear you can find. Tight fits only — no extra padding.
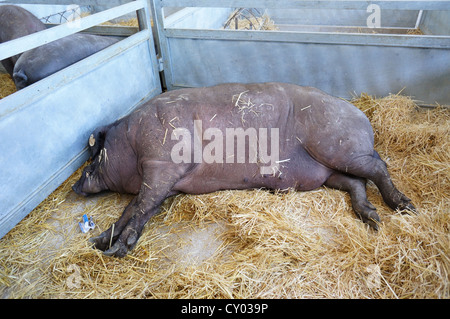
[13,69,28,90]
[88,127,107,159]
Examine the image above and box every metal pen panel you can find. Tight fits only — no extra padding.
[154,0,450,106]
[167,36,449,105]
[0,0,161,239]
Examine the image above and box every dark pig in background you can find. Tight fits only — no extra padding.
[0,4,119,90]
[0,5,46,77]
[73,82,416,257]
[13,33,119,89]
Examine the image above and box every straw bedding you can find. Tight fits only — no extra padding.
[224,9,278,31]
[0,74,16,99]
[0,93,448,298]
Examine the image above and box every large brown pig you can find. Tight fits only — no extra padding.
[73,82,415,257]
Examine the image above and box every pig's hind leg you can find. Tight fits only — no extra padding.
[334,151,415,216]
[325,172,380,229]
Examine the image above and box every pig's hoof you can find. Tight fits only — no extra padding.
[354,201,380,231]
[103,240,131,258]
[103,228,139,258]
[89,234,109,251]
[362,212,380,231]
[102,242,122,257]
[398,201,418,215]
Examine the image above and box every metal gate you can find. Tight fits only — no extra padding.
[153,0,450,106]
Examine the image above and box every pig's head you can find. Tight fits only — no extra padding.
[72,127,110,197]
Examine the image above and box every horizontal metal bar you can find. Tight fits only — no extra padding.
[1,0,133,6]
[0,0,145,60]
[277,25,416,34]
[45,23,139,37]
[164,28,450,49]
[159,0,450,10]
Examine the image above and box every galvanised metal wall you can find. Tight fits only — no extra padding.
[154,0,450,106]
[0,0,161,239]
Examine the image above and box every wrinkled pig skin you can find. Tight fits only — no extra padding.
[73,82,415,257]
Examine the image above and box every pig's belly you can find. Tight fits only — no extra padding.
[172,146,333,194]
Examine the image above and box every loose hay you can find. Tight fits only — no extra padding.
[101,17,139,27]
[0,73,16,99]
[0,93,448,298]
[224,8,278,31]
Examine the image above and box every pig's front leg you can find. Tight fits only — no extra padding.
[89,196,138,251]
[100,161,187,257]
